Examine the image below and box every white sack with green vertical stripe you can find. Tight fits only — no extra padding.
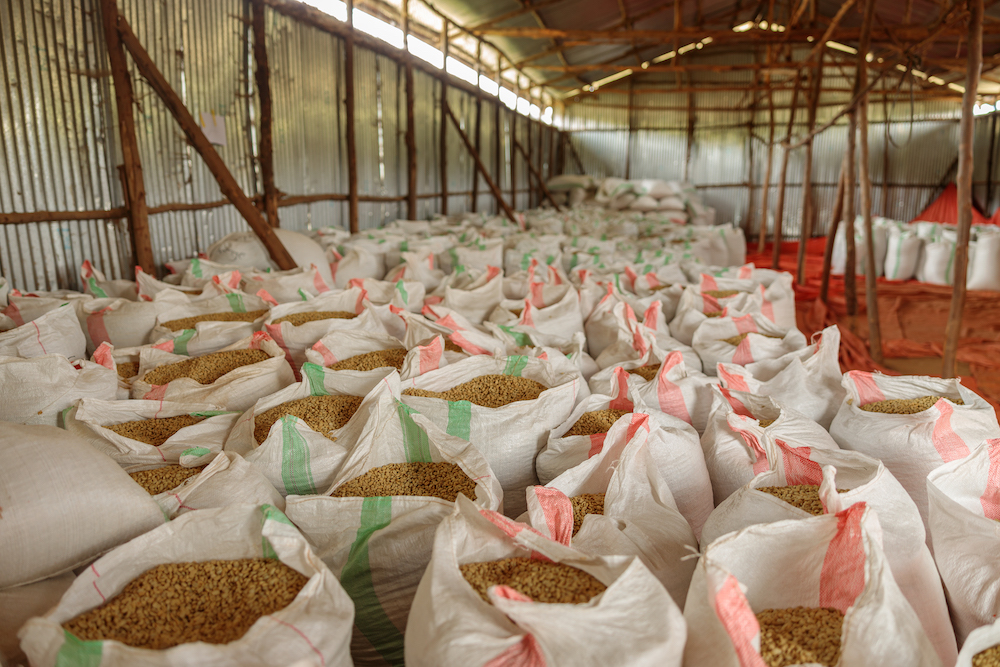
[65,398,239,472]
[348,277,425,312]
[19,504,355,667]
[405,495,686,667]
[148,291,270,357]
[225,363,394,496]
[285,382,502,667]
[0,354,118,427]
[401,354,587,518]
[304,330,403,373]
[79,261,137,301]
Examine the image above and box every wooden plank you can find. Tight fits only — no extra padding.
[100,0,153,273]
[345,0,359,233]
[252,0,279,229]
[439,28,449,216]
[115,11,296,270]
[943,0,984,377]
[0,208,127,225]
[512,136,562,211]
[444,101,518,224]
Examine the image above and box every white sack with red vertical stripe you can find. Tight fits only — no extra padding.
[583,284,631,358]
[400,354,586,518]
[399,335,464,378]
[3,292,92,331]
[285,385,502,667]
[927,438,1000,644]
[131,333,295,412]
[668,277,760,346]
[303,329,403,373]
[347,276,425,312]
[683,503,940,667]
[537,368,713,539]
[134,268,216,301]
[0,303,86,360]
[718,325,845,429]
[525,420,698,607]
[0,354,118,427]
[238,265,332,303]
[384,249,446,291]
[701,386,840,505]
[77,294,187,354]
[329,245,386,288]
[64,398,238,472]
[148,291,270,357]
[591,301,702,373]
[702,440,957,665]
[176,258,243,287]
[402,308,505,357]
[404,495,686,667]
[437,266,504,326]
[501,283,586,346]
[692,312,807,377]
[831,370,1000,531]
[19,504,355,667]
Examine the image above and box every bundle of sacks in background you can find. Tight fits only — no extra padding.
[546,176,715,225]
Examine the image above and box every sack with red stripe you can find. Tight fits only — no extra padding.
[591,300,701,373]
[134,267,211,301]
[19,503,355,667]
[264,287,381,373]
[131,333,294,412]
[149,291,270,357]
[224,363,392,496]
[176,257,243,287]
[79,261,137,300]
[583,283,632,358]
[668,277,760,346]
[439,239,504,275]
[831,371,1000,531]
[401,354,587,518]
[691,312,807,378]
[64,397,238,471]
[537,368,713,540]
[627,263,688,300]
[701,386,840,505]
[239,265,332,304]
[306,329,404,376]
[79,291,188,355]
[399,335,459,378]
[329,244,387,289]
[488,286,586,350]
[525,418,698,606]
[718,325,845,429]
[927,438,1000,644]
[384,249,446,291]
[348,276,425,312]
[683,502,940,667]
[702,439,957,665]
[433,265,504,326]
[709,264,784,286]
[404,307,505,357]
[618,285,683,335]
[0,355,118,427]
[0,302,86,360]
[404,495,686,667]
[285,381,502,667]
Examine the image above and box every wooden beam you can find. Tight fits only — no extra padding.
[820,155,848,303]
[684,90,695,183]
[0,208,126,225]
[526,104,535,208]
[471,42,483,213]
[758,65,775,254]
[513,135,562,211]
[797,63,822,284]
[567,134,586,174]
[444,101,518,224]
[773,69,803,269]
[987,112,997,211]
[403,0,417,220]
[943,0,983,377]
[115,10,296,270]
[510,106,518,208]
[881,94,891,216]
[345,0,359,233]
[100,0,153,273]
[252,0,279,229]
[439,27,449,215]
[844,110,858,316]
[494,56,503,215]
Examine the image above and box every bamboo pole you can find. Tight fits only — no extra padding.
[471,42,483,213]
[444,102,518,223]
[943,0,984,377]
[252,0,279,229]
[773,69,803,269]
[757,68,775,253]
[512,136,562,210]
[797,63,822,284]
[820,154,848,303]
[116,11,296,270]
[345,0,359,233]
[439,28,449,215]
[100,0,153,273]
[403,0,417,220]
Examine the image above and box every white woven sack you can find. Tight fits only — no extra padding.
[348,276,425,312]
[692,312,807,377]
[0,423,165,588]
[176,257,243,286]
[0,355,118,427]
[225,363,392,495]
[2,293,91,333]
[405,495,686,667]
[441,241,504,274]
[78,292,187,354]
[702,441,957,664]
[593,300,702,372]
[669,283,758,346]
[967,231,1000,291]
[385,250,446,291]
[0,573,75,666]
[830,370,1000,531]
[926,438,1000,644]
[955,617,1000,665]
[527,417,697,606]
[418,303,509,355]
[19,504,355,667]
[401,354,586,517]
[151,451,285,519]
[701,386,839,505]
[583,284,628,358]
[684,503,940,667]
[438,266,504,325]
[285,396,502,667]
[399,311,499,359]
[149,291,269,356]
[131,332,295,412]
[718,325,845,429]
[241,265,332,303]
[305,329,404,371]
[884,227,923,281]
[65,398,238,472]
[330,245,386,288]
[504,284,585,347]
[537,370,713,540]
[135,268,209,301]
[399,335,460,379]
[92,343,139,399]
[917,239,956,285]
[0,304,86,360]
[79,261,137,300]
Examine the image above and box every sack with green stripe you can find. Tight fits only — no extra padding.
[305,330,403,376]
[401,307,505,357]
[79,261,138,301]
[151,451,284,519]
[383,249,445,291]
[432,266,503,326]
[437,239,503,274]
[347,276,425,313]
[79,294,186,356]
[149,291,270,357]
[285,374,502,667]
[65,398,239,471]
[19,503,355,667]
[225,362,391,496]
[241,264,332,304]
[401,354,587,518]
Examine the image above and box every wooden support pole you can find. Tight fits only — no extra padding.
[345,0,359,233]
[797,64,822,284]
[439,28,449,215]
[987,112,997,209]
[757,74,775,253]
[856,0,882,361]
[567,134,586,174]
[773,69,803,269]
[444,102,518,223]
[536,117,544,202]
[512,136,562,211]
[251,0,279,229]
[471,42,483,213]
[526,98,534,208]
[100,0,154,273]
[744,60,760,235]
[547,121,556,181]
[844,108,858,316]
[556,131,566,175]
[684,90,695,182]
[882,94,891,216]
[820,154,848,302]
[625,79,634,179]
[403,0,417,220]
[494,57,503,215]
[510,104,518,208]
[943,0,984,377]
[115,10,296,269]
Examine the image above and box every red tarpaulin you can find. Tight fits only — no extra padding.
[909,183,991,226]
